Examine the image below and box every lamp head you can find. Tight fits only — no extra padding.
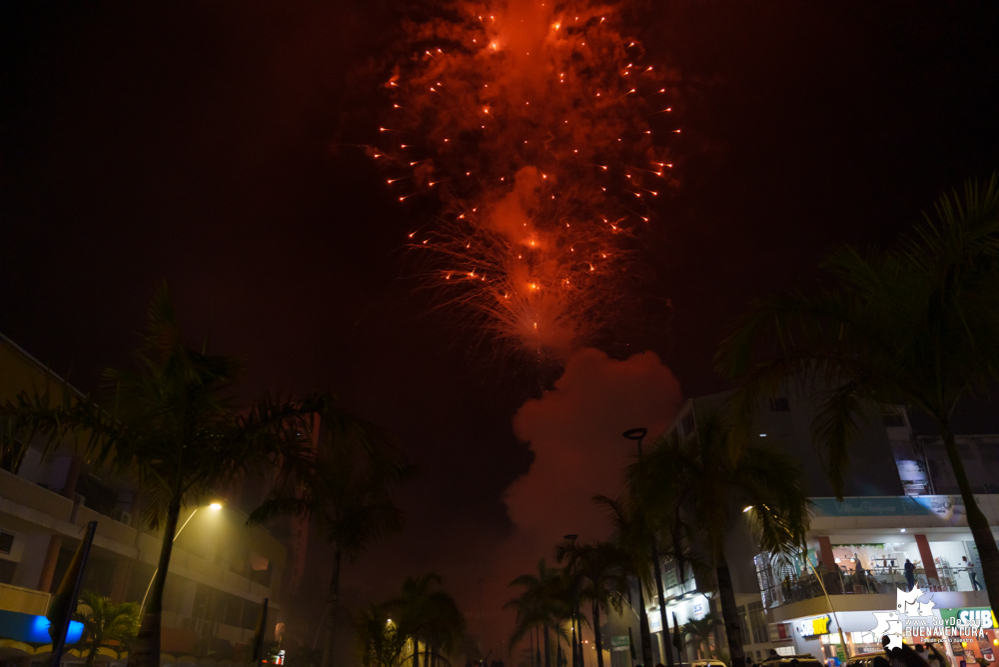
[209,502,223,511]
[563,534,578,541]
[622,428,647,441]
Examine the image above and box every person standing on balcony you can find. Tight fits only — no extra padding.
[904,559,916,592]
[962,556,983,591]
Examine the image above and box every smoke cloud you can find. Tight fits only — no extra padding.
[468,348,682,651]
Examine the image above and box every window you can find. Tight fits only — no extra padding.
[0,559,15,585]
[75,473,119,517]
[769,397,790,412]
[0,531,14,554]
[748,601,768,644]
[737,605,750,645]
[882,413,905,427]
[663,562,679,589]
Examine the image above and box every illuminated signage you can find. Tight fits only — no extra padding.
[0,610,84,644]
[795,615,831,638]
[939,608,998,628]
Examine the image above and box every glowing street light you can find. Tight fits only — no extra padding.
[140,501,223,614]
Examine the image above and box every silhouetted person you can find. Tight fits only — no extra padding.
[904,559,916,591]
[927,643,949,667]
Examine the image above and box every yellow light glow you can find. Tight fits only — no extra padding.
[209,503,222,511]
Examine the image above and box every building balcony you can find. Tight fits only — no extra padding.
[761,567,989,622]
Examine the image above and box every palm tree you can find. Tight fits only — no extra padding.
[682,615,720,659]
[0,286,357,667]
[71,591,140,667]
[251,413,411,667]
[395,573,466,667]
[354,604,408,667]
[592,496,654,667]
[506,559,570,667]
[715,174,999,609]
[555,540,629,667]
[631,409,811,667]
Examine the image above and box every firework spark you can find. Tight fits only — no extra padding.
[377,0,677,363]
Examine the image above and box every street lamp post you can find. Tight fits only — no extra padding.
[623,428,675,667]
[139,502,222,615]
[564,534,580,667]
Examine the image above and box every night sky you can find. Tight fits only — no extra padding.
[3,0,999,653]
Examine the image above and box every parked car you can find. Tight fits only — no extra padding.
[759,654,824,667]
[690,660,728,667]
[843,652,888,667]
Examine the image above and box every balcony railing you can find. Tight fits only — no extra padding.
[760,566,980,608]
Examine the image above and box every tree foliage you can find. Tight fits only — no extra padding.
[71,591,140,667]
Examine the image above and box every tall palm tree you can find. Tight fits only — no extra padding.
[354,604,408,667]
[715,174,999,609]
[592,496,654,667]
[506,559,570,667]
[681,615,721,660]
[395,572,466,667]
[252,413,411,667]
[71,591,140,667]
[555,540,629,667]
[631,409,811,667]
[0,286,359,667]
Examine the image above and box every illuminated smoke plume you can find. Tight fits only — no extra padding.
[376,0,678,363]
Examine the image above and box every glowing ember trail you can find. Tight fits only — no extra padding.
[375,0,677,363]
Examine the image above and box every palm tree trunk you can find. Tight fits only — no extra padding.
[942,427,999,608]
[531,626,537,667]
[321,549,343,667]
[591,600,604,667]
[413,639,420,667]
[571,613,579,667]
[635,582,653,667]
[128,497,181,667]
[86,644,101,667]
[715,553,746,667]
[650,544,674,667]
[544,624,551,667]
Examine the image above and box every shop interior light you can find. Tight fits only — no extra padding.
[900,528,906,533]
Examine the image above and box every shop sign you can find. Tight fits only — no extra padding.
[649,614,662,634]
[795,615,831,638]
[939,608,998,629]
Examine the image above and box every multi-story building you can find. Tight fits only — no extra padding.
[638,389,999,667]
[0,334,286,667]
